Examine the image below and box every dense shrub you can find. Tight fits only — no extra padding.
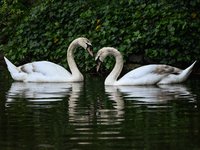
[3,0,200,72]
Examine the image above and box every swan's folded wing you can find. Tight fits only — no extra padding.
[16,61,72,82]
[32,61,71,77]
[151,65,182,75]
[121,65,160,79]
[158,62,196,84]
[117,65,178,85]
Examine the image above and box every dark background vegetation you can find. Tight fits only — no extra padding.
[0,0,199,73]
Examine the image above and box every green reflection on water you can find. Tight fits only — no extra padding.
[0,71,200,150]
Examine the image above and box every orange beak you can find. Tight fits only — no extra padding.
[86,45,93,57]
[96,60,101,72]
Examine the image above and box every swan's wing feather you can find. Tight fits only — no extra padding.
[121,65,159,78]
[18,61,71,77]
[32,61,71,77]
[117,65,179,85]
[122,64,181,78]
[16,61,72,82]
[151,65,182,74]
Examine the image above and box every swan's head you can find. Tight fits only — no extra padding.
[77,37,93,57]
[95,47,118,72]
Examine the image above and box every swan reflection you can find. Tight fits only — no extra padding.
[105,84,195,105]
[6,82,83,108]
[89,86,126,127]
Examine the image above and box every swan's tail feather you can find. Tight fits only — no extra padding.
[4,57,19,74]
[179,61,196,81]
[158,61,196,84]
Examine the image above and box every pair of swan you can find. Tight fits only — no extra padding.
[4,37,196,85]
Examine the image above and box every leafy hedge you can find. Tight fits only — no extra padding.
[3,0,200,72]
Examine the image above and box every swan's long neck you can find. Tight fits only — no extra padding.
[67,40,83,81]
[105,50,123,85]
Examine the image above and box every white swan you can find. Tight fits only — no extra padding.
[4,37,93,82]
[95,47,196,85]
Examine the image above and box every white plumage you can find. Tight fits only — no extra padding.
[4,37,93,82]
[95,47,196,85]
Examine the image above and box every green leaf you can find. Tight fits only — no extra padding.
[134,30,140,36]
[102,20,109,26]
[8,41,14,47]
[47,42,52,48]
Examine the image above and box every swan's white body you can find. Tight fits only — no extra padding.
[95,47,196,85]
[4,37,93,82]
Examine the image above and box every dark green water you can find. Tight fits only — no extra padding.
[0,70,200,150]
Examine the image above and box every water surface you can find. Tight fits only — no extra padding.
[0,70,200,150]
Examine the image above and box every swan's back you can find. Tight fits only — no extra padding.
[122,65,161,78]
[116,64,182,85]
[25,61,71,77]
[19,61,72,82]
[5,57,72,82]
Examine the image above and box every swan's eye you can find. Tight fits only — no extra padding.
[86,43,92,49]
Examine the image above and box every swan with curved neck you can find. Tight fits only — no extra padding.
[4,37,93,82]
[95,47,196,85]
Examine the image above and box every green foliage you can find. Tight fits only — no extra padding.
[0,0,23,45]
[3,0,200,72]
[4,0,103,71]
[0,0,46,44]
